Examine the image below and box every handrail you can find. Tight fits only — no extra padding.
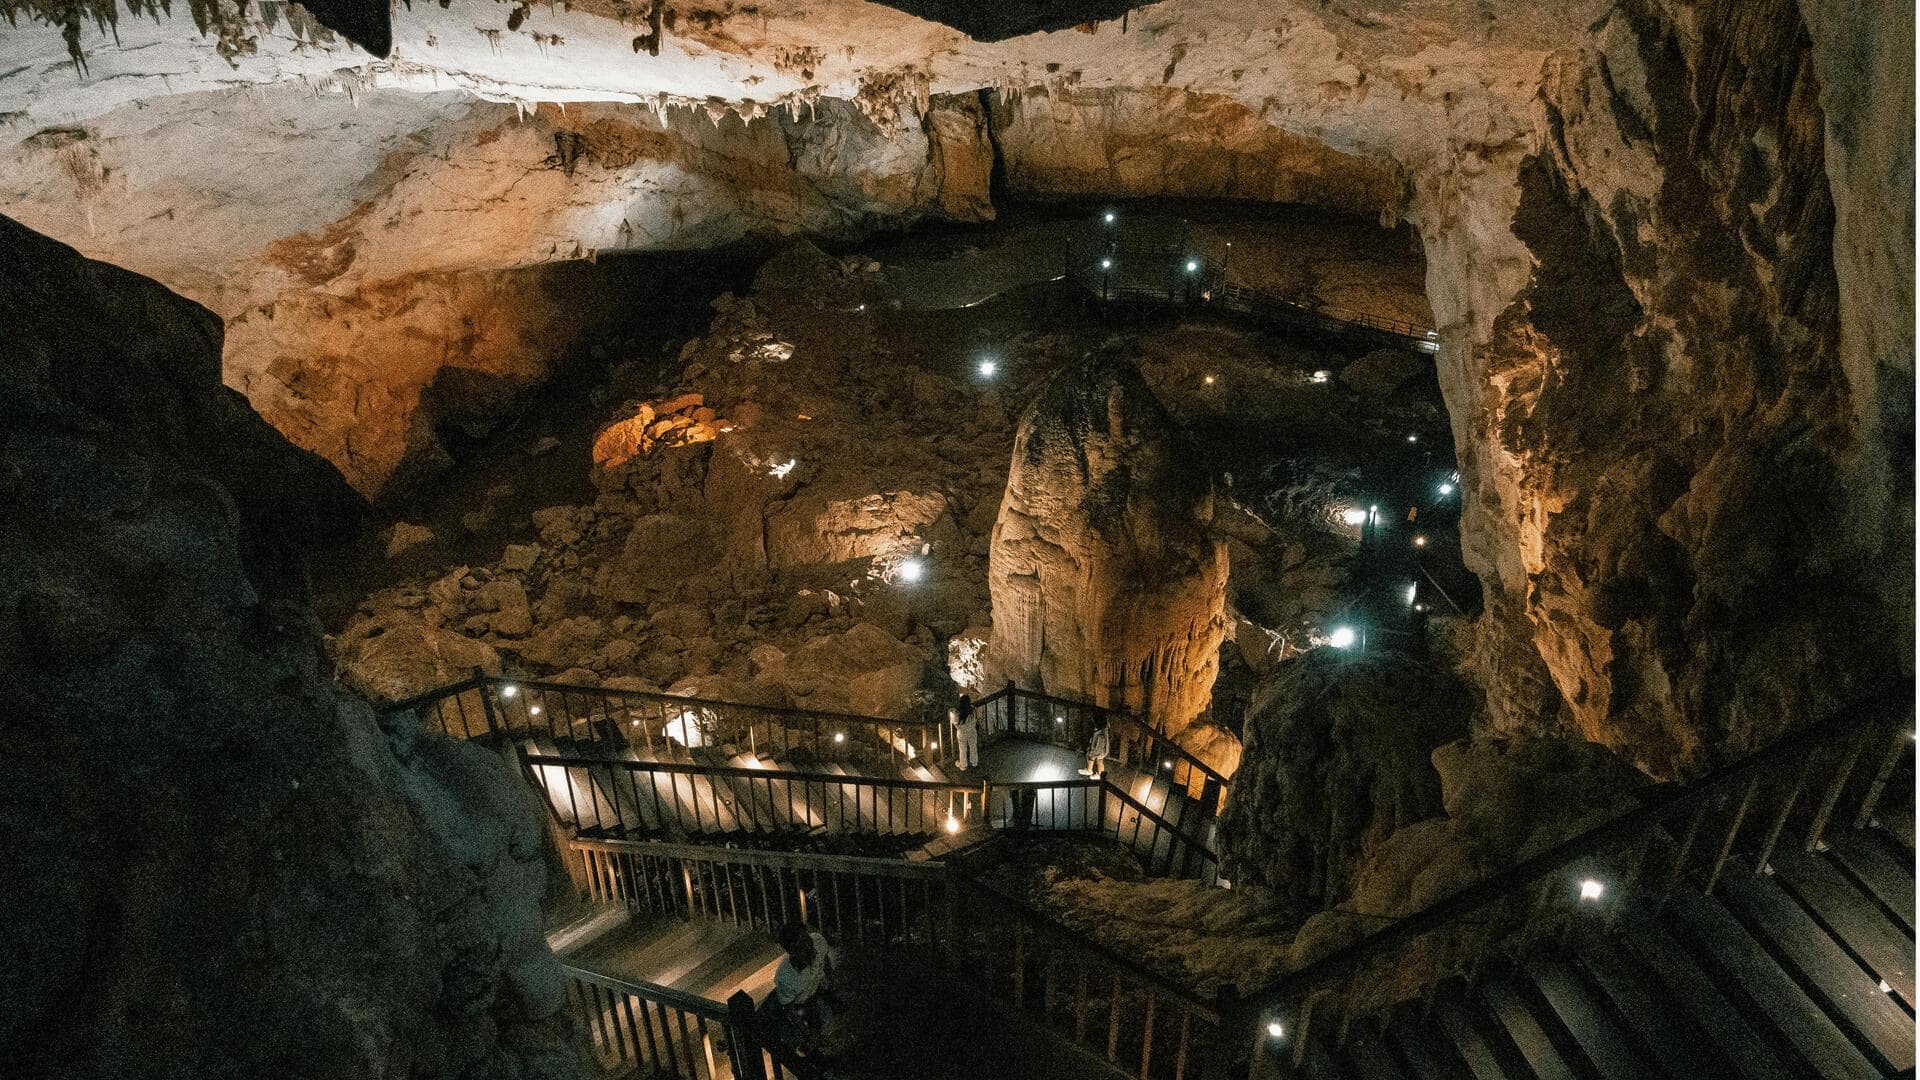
[573,835,948,877]
[565,964,731,1021]
[524,752,973,792]
[1241,707,1880,1008]
[484,673,941,731]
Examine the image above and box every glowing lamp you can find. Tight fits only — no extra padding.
[1340,508,1367,526]
[1310,369,1331,383]
[833,732,846,744]
[1413,535,1429,548]
[1103,210,1117,224]
[1406,584,1418,605]
[1328,626,1357,649]
[1266,1021,1285,1040]
[1579,879,1604,901]
[1162,760,1173,770]
[529,705,542,716]
[501,685,518,698]
[897,559,925,583]
[978,358,998,377]
[1407,434,1419,443]
[1186,259,1199,273]
[1438,482,1454,495]
[1203,374,1216,385]
[1100,258,1113,270]
[946,816,962,834]
[1055,715,1065,725]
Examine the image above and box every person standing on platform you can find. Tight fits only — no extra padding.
[1080,719,1110,778]
[953,693,979,771]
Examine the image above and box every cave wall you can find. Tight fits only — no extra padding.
[1419,0,1913,774]
[990,85,1406,216]
[0,214,578,1078]
[3,84,993,496]
[987,348,1230,737]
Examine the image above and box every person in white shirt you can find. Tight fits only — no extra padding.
[1080,720,1110,778]
[952,693,979,771]
[773,921,838,1025]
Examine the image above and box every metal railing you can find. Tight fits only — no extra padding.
[533,751,1219,880]
[1060,225,1438,351]
[573,835,1222,1080]
[383,670,946,769]
[1232,699,1914,1076]
[977,681,1232,818]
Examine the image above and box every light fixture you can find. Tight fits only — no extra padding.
[1413,535,1429,548]
[1055,715,1065,725]
[1203,374,1216,385]
[1438,482,1454,495]
[945,816,962,834]
[1162,760,1173,770]
[1414,603,1429,613]
[1407,434,1419,443]
[501,685,518,698]
[897,558,925,583]
[1880,979,1893,993]
[1340,508,1367,526]
[978,358,998,377]
[1310,369,1331,383]
[1100,257,1113,270]
[833,732,846,744]
[1579,879,1604,901]
[1406,584,1418,605]
[931,740,939,749]
[1186,259,1199,273]
[1266,1021,1285,1040]
[857,303,866,311]
[1328,626,1357,649]
[1103,210,1117,224]
[529,705,543,716]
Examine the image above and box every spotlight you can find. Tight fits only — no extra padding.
[1438,482,1454,495]
[833,732,846,744]
[1266,1021,1286,1040]
[1186,259,1199,273]
[1413,535,1429,548]
[529,705,543,716]
[1100,257,1113,270]
[1406,584,1418,605]
[1310,369,1331,383]
[1340,508,1367,526]
[946,816,962,834]
[897,558,925,583]
[978,358,998,377]
[1579,879,1604,901]
[501,685,518,698]
[1328,626,1357,649]
[1103,210,1117,225]
[1162,760,1173,770]
[1407,434,1419,443]
[1055,715,1065,725]
[1203,374,1216,385]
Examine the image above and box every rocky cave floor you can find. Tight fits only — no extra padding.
[317,201,1477,992]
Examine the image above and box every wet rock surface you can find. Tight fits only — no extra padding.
[0,215,579,1079]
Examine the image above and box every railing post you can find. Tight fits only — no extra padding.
[472,666,501,741]
[1853,722,1912,829]
[1753,756,1813,874]
[726,990,769,1080]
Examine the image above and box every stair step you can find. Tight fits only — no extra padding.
[1770,845,1915,1005]
[1431,992,1519,1079]
[1716,858,1912,1074]
[1576,937,1752,1080]
[1825,828,1915,936]
[1520,956,1660,1080]
[1384,1001,1473,1080]
[1475,977,1580,1080]
[1665,887,1880,1080]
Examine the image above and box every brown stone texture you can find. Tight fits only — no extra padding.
[1438,0,1913,776]
[0,215,579,1079]
[987,346,1230,736]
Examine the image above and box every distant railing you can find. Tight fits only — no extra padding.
[1060,224,1439,352]
[382,670,946,769]
[1232,698,1914,1076]
[976,681,1232,818]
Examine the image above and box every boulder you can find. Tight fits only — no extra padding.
[600,513,721,603]
[385,521,434,558]
[336,614,503,702]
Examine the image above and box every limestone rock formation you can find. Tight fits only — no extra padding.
[988,347,1229,736]
[0,215,578,1079]
[1218,650,1474,905]
[1434,0,1914,774]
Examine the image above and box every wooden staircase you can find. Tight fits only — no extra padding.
[1285,822,1915,1079]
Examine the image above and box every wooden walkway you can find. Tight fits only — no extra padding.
[1291,823,1917,1079]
